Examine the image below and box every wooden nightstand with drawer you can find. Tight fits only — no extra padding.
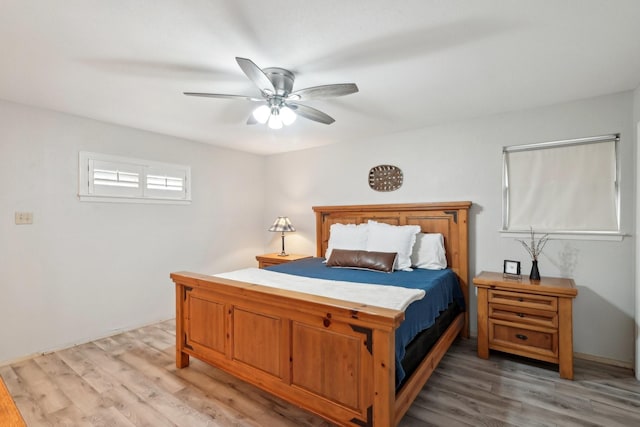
[473,271,578,379]
[256,253,311,269]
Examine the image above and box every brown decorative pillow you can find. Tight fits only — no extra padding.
[326,249,398,273]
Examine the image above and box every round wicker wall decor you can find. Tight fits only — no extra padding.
[368,164,403,192]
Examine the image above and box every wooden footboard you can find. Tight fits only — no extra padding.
[171,271,404,426]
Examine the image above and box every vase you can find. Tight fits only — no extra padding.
[529,260,541,281]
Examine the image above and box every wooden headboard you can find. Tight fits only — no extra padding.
[312,201,472,336]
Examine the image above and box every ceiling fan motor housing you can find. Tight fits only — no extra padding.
[263,67,295,97]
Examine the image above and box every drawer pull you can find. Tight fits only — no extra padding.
[517,313,525,318]
[515,334,528,341]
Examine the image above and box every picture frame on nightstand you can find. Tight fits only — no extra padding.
[503,259,521,280]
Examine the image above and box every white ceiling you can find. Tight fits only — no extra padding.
[2,1,640,155]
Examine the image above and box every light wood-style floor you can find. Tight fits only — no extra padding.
[1,319,639,426]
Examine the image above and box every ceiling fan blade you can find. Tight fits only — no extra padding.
[235,57,276,94]
[246,114,258,125]
[288,83,358,101]
[288,102,335,125]
[183,92,263,102]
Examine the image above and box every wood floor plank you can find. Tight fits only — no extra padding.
[101,385,178,427]
[127,326,175,352]
[555,379,640,416]
[11,359,72,415]
[170,358,326,427]
[117,350,186,395]
[2,322,639,427]
[33,352,110,416]
[402,402,475,427]
[420,378,527,426]
[56,346,117,394]
[411,388,509,427]
[46,404,93,427]
[156,319,177,334]
[0,365,49,426]
[92,336,123,354]
[173,384,261,427]
[75,344,218,427]
[121,335,176,368]
[87,405,138,427]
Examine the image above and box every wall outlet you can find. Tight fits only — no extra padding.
[15,211,33,225]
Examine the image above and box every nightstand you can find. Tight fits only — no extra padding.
[473,271,578,379]
[256,253,312,269]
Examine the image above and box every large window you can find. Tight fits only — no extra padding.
[502,134,619,235]
[78,152,191,204]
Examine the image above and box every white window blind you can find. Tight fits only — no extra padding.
[146,174,182,191]
[79,152,191,204]
[89,159,142,197]
[94,169,139,187]
[144,166,188,199]
[503,135,619,233]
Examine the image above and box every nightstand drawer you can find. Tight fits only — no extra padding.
[489,303,558,328]
[489,320,558,360]
[260,261,279,268]
[488,290,557,312]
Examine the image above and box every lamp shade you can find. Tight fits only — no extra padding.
[268,216,295,232]
[280,106,297,126]
[267,112,283,129]
[252,105,271,124]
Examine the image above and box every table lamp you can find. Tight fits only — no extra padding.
[268,216,296,256]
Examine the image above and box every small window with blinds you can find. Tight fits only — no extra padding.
[79,152,191,204]
[502,134,620,235]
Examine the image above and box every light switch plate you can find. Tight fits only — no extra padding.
[15,212,33,225]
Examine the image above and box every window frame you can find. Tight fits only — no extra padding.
[501,134,622,239]
[78,151,191,204]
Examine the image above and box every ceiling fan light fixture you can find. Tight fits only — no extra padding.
[268,110,283,129]
[252,105,271,124]
[280,106,297,126]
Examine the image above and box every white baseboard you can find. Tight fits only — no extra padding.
[574,352,633,370]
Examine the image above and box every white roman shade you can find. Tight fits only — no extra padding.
[503,135,619,233]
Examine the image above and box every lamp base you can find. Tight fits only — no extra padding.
[277,233,288,257]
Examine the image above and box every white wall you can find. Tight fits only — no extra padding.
[264,91,636,365]
[0,100,265,364]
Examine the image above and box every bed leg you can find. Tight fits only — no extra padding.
[175,283,190,368]
[177,349,190,368]
[461,309,470,338]
[373,329,395,426]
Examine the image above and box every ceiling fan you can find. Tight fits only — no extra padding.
[184,57,358,129]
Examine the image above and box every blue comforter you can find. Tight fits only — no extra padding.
[267,257,464,385]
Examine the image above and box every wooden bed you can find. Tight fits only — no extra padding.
[170,201,471,426]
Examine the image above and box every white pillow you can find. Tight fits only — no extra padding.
[366,220,420,271]
[411,233,447,270]
[325,223,369,260]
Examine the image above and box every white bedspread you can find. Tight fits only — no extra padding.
[213,268,425,312]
